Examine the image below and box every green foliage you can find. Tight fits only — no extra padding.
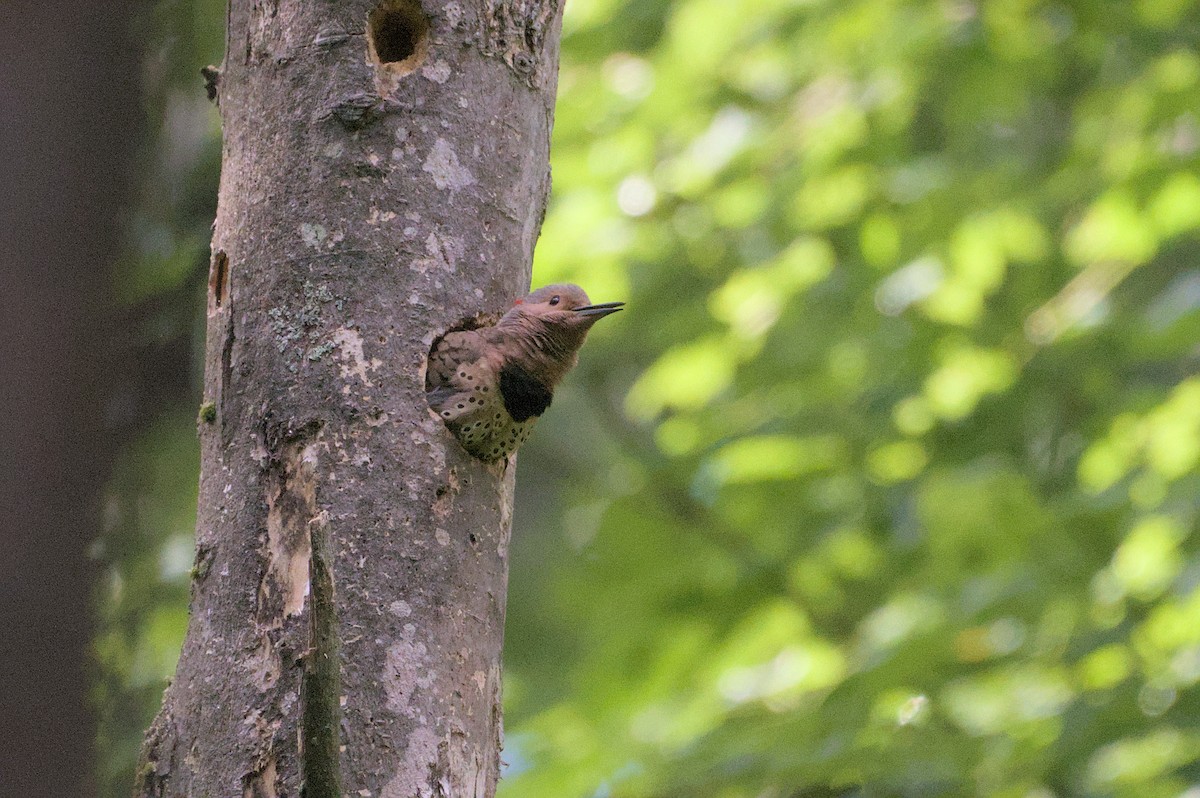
[101,0,1200,796]
[116,0,225,305]
[94,413,199,796]
[506,0,1200,795]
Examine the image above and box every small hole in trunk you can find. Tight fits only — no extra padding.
[367,0,429,76]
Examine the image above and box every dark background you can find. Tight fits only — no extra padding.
[1,2,142,795]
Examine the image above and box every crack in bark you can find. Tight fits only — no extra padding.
[302,508,342,796]
[219,310,236,445]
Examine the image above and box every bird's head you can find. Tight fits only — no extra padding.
[501,283,624,330]
[497,283,624,381]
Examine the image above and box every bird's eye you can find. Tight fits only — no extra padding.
[549,295,560,306]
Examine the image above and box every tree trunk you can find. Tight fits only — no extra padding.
[137,1,562,795]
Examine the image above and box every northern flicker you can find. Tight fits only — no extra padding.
[426,284,623,462]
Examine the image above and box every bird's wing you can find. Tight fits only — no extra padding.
[426,330,486,403]
[427,330,538,461]
[426,330,502,427]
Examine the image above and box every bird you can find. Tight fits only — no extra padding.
[426,283,624,462]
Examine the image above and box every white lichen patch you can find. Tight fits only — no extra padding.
[422,60,451,83]
[384,631,434,716]
[422,138,475,191]
[300,222,328,248]
[332,327,383,386]
[380,726,441,798]
[389,600,413,618]
[435,528,451,546]
[412,231,462,274]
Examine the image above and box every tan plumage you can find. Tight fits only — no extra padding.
[427,331,535,460]
[426,284,623,462]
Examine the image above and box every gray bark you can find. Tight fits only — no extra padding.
[137,1,562,796]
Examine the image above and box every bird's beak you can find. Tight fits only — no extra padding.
[572,301,625,319]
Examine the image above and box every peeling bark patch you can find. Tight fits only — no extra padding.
[249,636,282,691]
[447,731,489,798]
[496,467,515,559]
[241,756,278,798]
[332,327,383,386]
[368,0,430,94]
[423,138,475,191]
[251,428,343,793]
[258,439,320,628]
[267,451,316,618]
